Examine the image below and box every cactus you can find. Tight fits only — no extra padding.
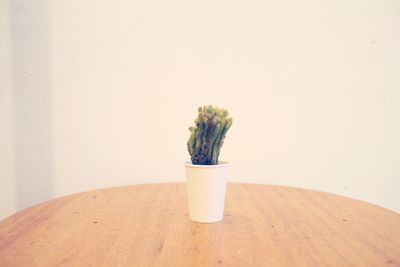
[187,105,233,165]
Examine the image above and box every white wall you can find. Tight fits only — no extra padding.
[0,0,16,218]
[1,0,399,219]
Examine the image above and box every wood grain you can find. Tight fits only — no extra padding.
[0,183,399,266]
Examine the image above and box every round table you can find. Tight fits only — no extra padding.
[0,183,399,266]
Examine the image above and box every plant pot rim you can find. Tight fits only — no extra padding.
[185,161,228,168]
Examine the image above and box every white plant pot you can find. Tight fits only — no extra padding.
[185,161,228,223]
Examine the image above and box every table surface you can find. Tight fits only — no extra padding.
[0,183,399,266]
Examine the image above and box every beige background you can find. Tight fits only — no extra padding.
[1,0,399,219]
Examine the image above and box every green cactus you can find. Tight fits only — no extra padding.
[187,105,232,165]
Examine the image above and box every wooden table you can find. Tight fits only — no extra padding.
[0,183,399,266]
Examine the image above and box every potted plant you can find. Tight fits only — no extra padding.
[185,105,233,223]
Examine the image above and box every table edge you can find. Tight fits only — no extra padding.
[1,182,398,222]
